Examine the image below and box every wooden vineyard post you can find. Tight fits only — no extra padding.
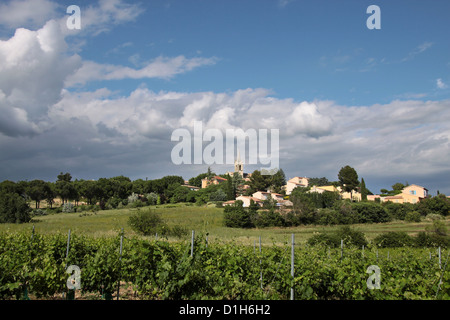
[191,230,195,257]
[438,247,441,269]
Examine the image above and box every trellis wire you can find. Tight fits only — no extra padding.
[18,228,449,300]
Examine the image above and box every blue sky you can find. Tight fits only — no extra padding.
[0,0,449,195]
[70,0,450,105]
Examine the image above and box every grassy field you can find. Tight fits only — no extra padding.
[0,203,449,246]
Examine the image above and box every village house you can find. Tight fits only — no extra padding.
[182,181,200,191]
[252,191,288,207]
[235,195,263,207]
[367,194,381,202]
[308,185,339,194]
[380,184,428,204]
[201,175,228,189]
[307,184,361,201]
[284,177,309,195]
[252,191,271,201]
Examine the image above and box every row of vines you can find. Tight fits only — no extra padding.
[0,231,448,300]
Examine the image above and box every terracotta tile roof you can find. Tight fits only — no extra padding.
[214,176,228,181]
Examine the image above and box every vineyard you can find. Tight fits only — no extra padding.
[0,230,448,300]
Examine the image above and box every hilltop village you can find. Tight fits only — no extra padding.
[185,155,431,208]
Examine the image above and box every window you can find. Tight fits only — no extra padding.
[410,190,416,195]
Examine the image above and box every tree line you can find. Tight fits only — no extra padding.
[0,167,287,224]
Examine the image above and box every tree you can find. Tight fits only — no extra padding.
[0,192,32,223]
[270,169,286,193]
[308,177,330,187]
[0,180,24,196]
[360,178,368,201]
[209,188,227,202]
[57,172,72,182]
[188,173,209,188]
[225,175,235,200]
[55,172,77,205]
[247,170,271,195]
[289,188,318,225]
[232,172,245,196]
[392,182,406,192]
[78,180,100,205]
[27,180,47,209]
[132,179,147,195]
[338,165,359,201]
[44,182,56,208]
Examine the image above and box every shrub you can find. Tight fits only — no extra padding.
[105,197,121,210]
[426,220,448,236]
[168,225,189,239]
[129,200,145,208]
[307,233,336,247]
[223,200,253,228]
[414,232,449,248]
[32,208,47,216]
[128,210,168,236]
[128,192,139,204]
[332,201,359,225]
[62,202,75,213]
[374,232,414,248]
[405,211,421,222]
[383,202,415,220]
[253,209,284,228]
[307,226,367,248]
[425,213,444,221]
[334,226,368,247]
[146,192,158,205]
[316,208,339,225]
[352,202,391,223]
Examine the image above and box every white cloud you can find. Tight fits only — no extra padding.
[278,0,295,8]
[69,0,145,36]
[0,20,81,137]
[402,41,433,62]
[0,0,59,29]
[0,0,215,137]
[437,78,448,89]
[65,56,219,87]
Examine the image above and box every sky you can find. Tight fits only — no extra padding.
[0,0,449,195]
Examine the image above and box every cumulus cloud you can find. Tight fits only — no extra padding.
[0,20,81,137]
[0,0,215,137]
